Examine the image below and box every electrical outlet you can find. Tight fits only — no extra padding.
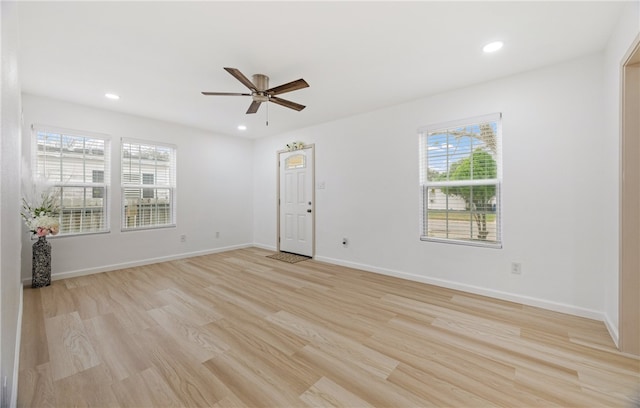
[180,234,186,243]
[511,262,522,275]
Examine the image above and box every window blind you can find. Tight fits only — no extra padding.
[121,138,177,230]
[418,113,502,248]
[32,125,111,235]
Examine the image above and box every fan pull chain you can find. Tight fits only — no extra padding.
[266,100,269,126]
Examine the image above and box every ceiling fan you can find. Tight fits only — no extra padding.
[202,67,309,114]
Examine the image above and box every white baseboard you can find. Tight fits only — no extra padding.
[604,313,620,348]
[252,243,277,252]
[10,286,23,408]
[314,255,605,322]
[22,243,253,285]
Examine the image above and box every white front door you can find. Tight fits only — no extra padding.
[279,147,314,256]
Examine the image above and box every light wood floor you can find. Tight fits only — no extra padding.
[18,247,640,407]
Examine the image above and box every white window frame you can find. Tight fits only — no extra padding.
[31,125,111,236]
[418,113,502,248]
[121,138,177,231]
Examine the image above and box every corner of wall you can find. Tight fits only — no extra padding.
[10,287,23,408]
[600,0,640,347]
[604,311,620,348]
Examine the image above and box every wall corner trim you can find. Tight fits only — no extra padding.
[604,313,620,349]
[10,286,24,408]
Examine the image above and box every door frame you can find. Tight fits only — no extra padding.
[276,144,315,257]
[619,34,640,355]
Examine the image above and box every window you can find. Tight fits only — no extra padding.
[121,139,176,230]
[142,173,155,199]
[92,170,104,198]
[33,125,110,235]
[419,113,502,247]
[285,154,306,169]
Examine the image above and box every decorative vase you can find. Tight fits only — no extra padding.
[32,236,51,288]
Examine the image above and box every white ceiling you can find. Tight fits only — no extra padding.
[17,1,627,139]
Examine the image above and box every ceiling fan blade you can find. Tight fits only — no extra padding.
[224,67,257,91]
[266,78,309,95]
[246,100,261,114]
[270,96,306,111]
[201,92,251,96]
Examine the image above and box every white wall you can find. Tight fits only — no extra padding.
[602,1,640,344]
[1,2,24,406]
[253,53,610,318]
[21,94,254,281]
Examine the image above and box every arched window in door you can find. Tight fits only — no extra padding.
[285,154,306,170]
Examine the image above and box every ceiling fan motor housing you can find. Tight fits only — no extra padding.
[252,74,269,102]
[252,74,269,91]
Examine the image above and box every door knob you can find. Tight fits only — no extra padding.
[307,209,312,213]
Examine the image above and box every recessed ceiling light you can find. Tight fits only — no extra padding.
[105,93,120,100]
[237,125,247,131]
[483,41,504,53]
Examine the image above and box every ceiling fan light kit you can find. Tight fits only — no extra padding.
[202,67,309,115]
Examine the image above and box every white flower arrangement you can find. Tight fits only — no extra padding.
[21,159,60,237]
[21,193,60,237]
[285,141,305,151]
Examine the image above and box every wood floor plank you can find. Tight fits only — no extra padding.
[137,366,190,408]
[295,344,427,407]
[208,305,310,358]
[202,351,304,408]
[386,314,582,385]
[110,367,183,408]
[17,363,55,408]
[53,364,120,408]
[44,311,100,381]
[204,318,320,395]
[204,283,279,318]
[147,306,229,363]
[102,280,159,333]
[39,282,77,318]
[18,288,49,370]
[156,287,225,322]
[364,322,545,407]
[83,313,150,381]
[387,362,496,407]
[211,394,251,408]
[17,247,640,407]
[268,310,399,379]
[299,376,376,408]
[135,326,228,406]
[70,283,113,320]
